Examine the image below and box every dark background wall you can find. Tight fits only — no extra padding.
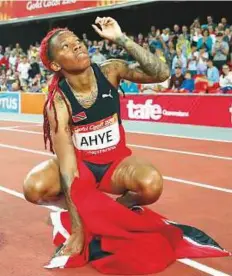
[1,1,231,50]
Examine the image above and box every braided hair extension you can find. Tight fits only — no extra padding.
[40,28,72,153]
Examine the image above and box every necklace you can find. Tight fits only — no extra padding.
[66,77,98,109]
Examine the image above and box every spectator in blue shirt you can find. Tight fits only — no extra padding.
[207,59,220,85]
[120,80,139,94]
[197,29,213,55]
[180,71,195,92]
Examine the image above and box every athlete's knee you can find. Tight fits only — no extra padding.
[23,174,46,204]
[135,165,163,204]
[23,159,61,204]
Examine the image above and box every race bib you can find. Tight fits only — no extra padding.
[72,114,120,151]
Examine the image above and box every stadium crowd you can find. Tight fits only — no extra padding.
[0,15,232,94]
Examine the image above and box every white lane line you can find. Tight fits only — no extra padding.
[1,118,231,143]
[164,176,232,194]
[0,126,21,130]
[179,259,231,276]
[0,185,230,276]
[0,118,42,124]
[1,129,231,161]
[0,143,54,157]
[128,144,232,161]
[127,130,232,143]
[0,185,60,212]
[0,143,231,194]
[1,128,44,135]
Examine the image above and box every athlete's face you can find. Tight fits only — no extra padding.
[50,31,91,73]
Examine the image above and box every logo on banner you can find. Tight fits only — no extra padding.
[26,0,78,11]
[127,99,189,121]
[0,93,20,114]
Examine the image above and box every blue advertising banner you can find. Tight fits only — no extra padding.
[0,92,21,114]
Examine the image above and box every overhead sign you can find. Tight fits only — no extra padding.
[0,0,130,22]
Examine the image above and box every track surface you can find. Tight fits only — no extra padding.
[0,120,231,276]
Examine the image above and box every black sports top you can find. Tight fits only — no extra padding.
[58,63,131,164]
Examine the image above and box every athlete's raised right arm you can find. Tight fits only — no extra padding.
[47,93,84,255]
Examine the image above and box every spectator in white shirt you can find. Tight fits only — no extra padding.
[9,52,17,70]
[91,47,106,65]
[161,28,169,44]
[17,56,31,86]
[219,64,232,92]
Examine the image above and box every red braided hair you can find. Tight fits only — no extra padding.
[40,28,72,153]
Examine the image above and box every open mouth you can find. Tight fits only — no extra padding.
[76,52,88,57]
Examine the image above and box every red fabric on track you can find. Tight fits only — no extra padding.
[46,162,230,274]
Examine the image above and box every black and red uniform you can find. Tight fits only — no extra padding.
[59,63,131,192]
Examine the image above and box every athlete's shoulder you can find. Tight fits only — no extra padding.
[46,91,71,121]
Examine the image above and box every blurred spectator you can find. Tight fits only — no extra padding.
[187,45,198,76]
[148,31,163,52]
[88,40,97,56]
[164,41,176,69]
[182,25,190,40]
[208,25,216,46]
[221,17,230,30]
[0,14,231,94]
[212,32,229,69]
[91,47,106,65]
[190,18,201,30]
[168,65,184,91]
[172,24,180,44]
[120,80,139,94]
[0,53,9,70]
[82,33,88,46]
[207,59,220,85]
[176,34,191,58]
[17,56,31,86]
[9,51,17,70]
[161,28,170,44]
[148,26,156,38]
[137,33,144,46]
[109,44,120,59]
[0,45,3,60]
[197,29,213,54]
[197,46,208,74]
[29,56,40,79]
[202,16,217,30]
[11,81,21,92]
[172,49,187,74]
[101,39,111,57]
[223,28,231,44]
[179,71,195,93]
[191,28,202,47]
[219,64,232,92]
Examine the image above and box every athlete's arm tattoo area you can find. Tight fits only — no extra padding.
[114,35,170,83]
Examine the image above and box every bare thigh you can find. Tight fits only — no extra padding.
[110,155,163,195]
